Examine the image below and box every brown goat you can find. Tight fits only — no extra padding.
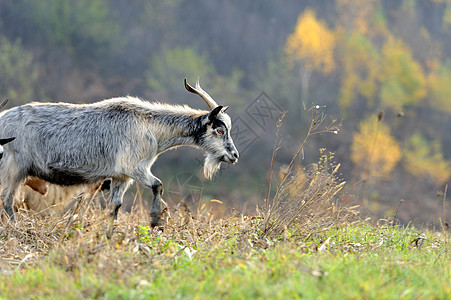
[14,177,103,215]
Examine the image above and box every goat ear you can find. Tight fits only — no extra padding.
[0,137,15,145]
[208,106,224,122]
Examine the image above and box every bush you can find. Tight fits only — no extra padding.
[0,36,39,103]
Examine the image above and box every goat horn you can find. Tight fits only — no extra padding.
[0,99,8,110]
[184,78,218,110]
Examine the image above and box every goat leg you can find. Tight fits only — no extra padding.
[150,182,167,227]
[106,203,121,239]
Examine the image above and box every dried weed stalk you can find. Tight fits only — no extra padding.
[259,104,357,239]
[260,151,358,239]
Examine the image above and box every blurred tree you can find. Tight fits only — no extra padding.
[207,69,248,107]
[379,36,427,111]
[284,9,335,106]
[445,3,451,29]
[147,46,214,97]
[255,52,299,111]
[0,37,39,103]
[336,0,377,34]
[106,0,180,78]
[337,31,380,114]
[391,1,443,66]
[351,117,401,180]
[146,46,247,107]
[403,133,451,186]
[1,0,118,67]
[428,60,451,114]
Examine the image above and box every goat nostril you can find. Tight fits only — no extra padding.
[233,152,239,159]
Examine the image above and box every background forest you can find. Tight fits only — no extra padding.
[0,0,450,225]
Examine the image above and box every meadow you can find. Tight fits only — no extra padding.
[0,154,449,299]
[1,2,451,298]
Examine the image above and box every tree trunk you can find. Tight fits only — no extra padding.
[300,63,312,114]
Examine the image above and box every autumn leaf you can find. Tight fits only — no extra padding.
[284,9,335,74]
[428,61,451,114]
[379,36,427,111]
[337,31,380,113]
[351,117,401,180]
[403,134,451,186]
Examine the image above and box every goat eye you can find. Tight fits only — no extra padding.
[216,128,224,135]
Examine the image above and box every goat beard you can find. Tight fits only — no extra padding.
[203,154,221,180]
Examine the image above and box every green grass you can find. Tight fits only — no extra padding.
[1,222,449,299]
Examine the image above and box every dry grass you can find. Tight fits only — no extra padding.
[0,167,358,276]
[260,151,360,239]
[1,169,449,299]
[0,191,250,275]
[0,154,362,281]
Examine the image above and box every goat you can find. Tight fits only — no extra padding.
[0,99,15,159]
[23,177,49,196]
[0,78,239,234]
[0,137,15,159]
[15,178,106,215]
[15,179,81,215]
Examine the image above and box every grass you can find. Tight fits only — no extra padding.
[0,204,449,299]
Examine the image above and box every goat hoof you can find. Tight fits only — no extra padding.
[150,214,163,228]
[106,224,118,239]
[150,220,162,228]
[106,218,118,239]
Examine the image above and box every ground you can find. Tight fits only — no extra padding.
[0,201,449,299]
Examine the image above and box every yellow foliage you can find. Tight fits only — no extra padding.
[379,37,427,111]
[336,0,388,37]
[338,31,380,112]
[428,61,451,114]
[445,4,451,29]
[336,0,376,34]
[351,118,401,179]
[403,134,451,186]
[284,9,335,73]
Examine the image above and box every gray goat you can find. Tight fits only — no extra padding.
[0,137,15,160]
[0,79,239,232]
[0,99,15,159]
